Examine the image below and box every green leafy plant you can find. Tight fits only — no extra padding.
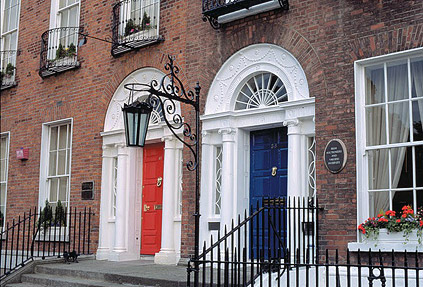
[358,205,423,244]
[55,200,67,226]
[124,19,141,36]
[141,11,151,30]
[55,43,77,60]
[56,43,66,59]
[5,63,15,76]
[39,200,53,230]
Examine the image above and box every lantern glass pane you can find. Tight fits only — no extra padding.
[138,113,149,146]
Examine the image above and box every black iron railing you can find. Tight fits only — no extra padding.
[0,207,94,280]
[189,248,423,286]
[202,0,289,28]
[39,27,82,78]
[188,196,320,286]
[1,50,17,90]
[112,0,162,57]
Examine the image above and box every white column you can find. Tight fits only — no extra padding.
[218,128,236,233]
[96,145,113,260]
[283,119,304,197]
[111,143,128,258]
[155,136,179,265]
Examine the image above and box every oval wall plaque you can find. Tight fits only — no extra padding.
[324,139,347,174]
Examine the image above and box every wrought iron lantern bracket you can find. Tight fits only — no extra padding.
[124,55,201,286]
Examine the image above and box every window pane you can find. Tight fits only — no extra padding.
[9,5,18,30]
[49,178,58,202]
[0,137,6,159]
[366,106,387,146]
[387,61,408,102]
[59,0,66,9]
[49,151,57,176]
[388,102,410,144]
[370,191,389,217]
[416,145,423,188]
[59,177,68,202]
[365,66,385,105]
[59,125,68,149]
[411,58,423,99]
[368,149,389,190]
[60,9,69,27]
[66,151,70,174]
[392,146,412,189]
[58,150,66,175]
[0,160,6,182]
[0,183,6,206]
[68,6,78,27]
[50,127,58,151]
[392,190,414,214]
[413,100,423,142]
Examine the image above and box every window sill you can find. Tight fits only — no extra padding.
[348,242,423,252]
[1,81,17,91]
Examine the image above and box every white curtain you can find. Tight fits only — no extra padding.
[370,64,409,213]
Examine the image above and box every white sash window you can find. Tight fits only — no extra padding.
[0,133,10,229]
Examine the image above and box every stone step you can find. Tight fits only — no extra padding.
[5,283,47,287]
[20,273,132,287]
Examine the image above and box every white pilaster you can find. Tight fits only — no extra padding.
[96,145,113,260]
[155,136,179,265]
[283,119,304,197]
[218,128,236,233]
[110,143,128,260]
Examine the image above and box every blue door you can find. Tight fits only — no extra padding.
[250,127,288,259]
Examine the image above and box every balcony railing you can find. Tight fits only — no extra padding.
[1,50,17,90]
[202,0,289,28]
[39,27,81,78]
[112,0,162,57]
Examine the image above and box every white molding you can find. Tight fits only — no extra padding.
[355,47,423,66]
[205,44,310,115]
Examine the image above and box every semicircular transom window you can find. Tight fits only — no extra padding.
[235,72,288,110]
[136,95,164,125]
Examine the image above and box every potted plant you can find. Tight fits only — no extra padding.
[141,11,151,30]
[124,19,141,36]
[38,200,53,230]
[358,205,423,244]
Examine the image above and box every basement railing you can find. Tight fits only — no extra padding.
[188,196,321,286]
[0,207,94,280]
[1,50,17,90]
[39,27,82,78]
[202,0,289,28]
[112,0,162,57]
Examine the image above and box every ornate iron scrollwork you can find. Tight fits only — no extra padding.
[124,55,200,171]
[202,15,221,30]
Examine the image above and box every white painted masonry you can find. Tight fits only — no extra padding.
[200,43,315,249]
[97,68,182,264]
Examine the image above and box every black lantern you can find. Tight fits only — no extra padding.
[122,100,152,147]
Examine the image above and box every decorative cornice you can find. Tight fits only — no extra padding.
[283,119,300,127]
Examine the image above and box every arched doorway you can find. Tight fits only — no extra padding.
[97,67,183,264]
[199,44,316,253]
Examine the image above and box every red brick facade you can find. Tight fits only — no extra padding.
[1,0,422,259]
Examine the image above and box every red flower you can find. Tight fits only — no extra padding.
[420,221,423,227]
[386,210,396,217]
[377,213,384,218]
[396,219,401,223]
[378,217,388,223]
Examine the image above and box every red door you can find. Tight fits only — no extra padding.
[141,143,164,255]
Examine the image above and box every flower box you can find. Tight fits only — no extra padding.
[364,228,419,244]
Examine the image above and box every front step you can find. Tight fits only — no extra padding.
[21,273,130,287]
[4,259,187,287]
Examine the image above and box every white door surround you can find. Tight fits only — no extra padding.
[97,67,183,264]
[200,43,315,247]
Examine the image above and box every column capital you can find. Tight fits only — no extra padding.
[218,128,236,142]
[115,143,128,156]
[283,119,302,135]
[201,131,211,145]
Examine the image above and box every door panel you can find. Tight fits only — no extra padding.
[141,143,164,255]
[250,127,288,259]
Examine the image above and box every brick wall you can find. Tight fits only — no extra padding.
[1,0,422,259]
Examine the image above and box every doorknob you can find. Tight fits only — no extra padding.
[272,166,277,177]
[157,177,163,187]
[143,204,150,212]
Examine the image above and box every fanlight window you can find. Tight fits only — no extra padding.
[235,72,288,110]
[135,95,164,125]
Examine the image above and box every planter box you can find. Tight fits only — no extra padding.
[365,228,420,244]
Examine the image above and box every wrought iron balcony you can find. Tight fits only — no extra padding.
[112,0,162,57]
[39,27,82,78]
[1,50,17,90]
[203,0,289,28]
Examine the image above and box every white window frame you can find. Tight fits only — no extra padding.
[213,145,223,216]
[39,118,73,211]
[49,0,80,29]
[355,47,423,237]
[118,0,160,39]
[1,0,21,83]
[0,131,10,230]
